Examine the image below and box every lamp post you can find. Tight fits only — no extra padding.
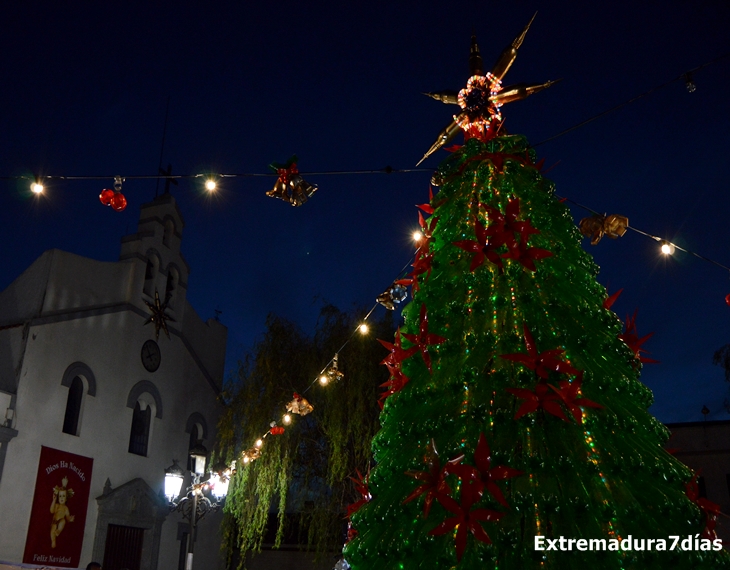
[164,441,228,570]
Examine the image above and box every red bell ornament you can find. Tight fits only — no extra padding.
[110,192,127,212]
[99,188,114,206]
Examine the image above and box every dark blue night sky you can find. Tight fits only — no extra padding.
[1,1,729,423]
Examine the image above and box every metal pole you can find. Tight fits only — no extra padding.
[185,491,197,570]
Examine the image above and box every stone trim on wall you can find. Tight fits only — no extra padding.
[185,412,208,440]
[61,362,97,397]
[93,478,169,570]
[127,381,164,419]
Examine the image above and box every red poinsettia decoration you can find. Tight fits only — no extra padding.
[502,239,553,272]
[395,251,434,294]
[547,379,603,424]
[346,470,371,519]
[378,329,418,368]
[618,310,659,364]
[603,288,623,310]
[429,478,504,561]
[401,304,447,373]
[403,440,464,518]
[482,198,540,256]
[506,383,566,421]
[378,363,410,408]
[685,472,723,540]
[500,324,582,380]
[453,219,504,272]
[448,433,523,508]
[416,212,438,260]
[416,186,439,216]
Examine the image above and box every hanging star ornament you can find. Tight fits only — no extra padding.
[143,289,175,340]
[417,14,561,165]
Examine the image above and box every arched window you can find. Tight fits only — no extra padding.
[185,412,208,472]
[163,219,175,248]
[143,253,160,298]
[165,265,179,310]
[126,381,163,458]
[128,401,152,456]
[62,376,84,435]
[60,362,96,436]
[187,425,200,472]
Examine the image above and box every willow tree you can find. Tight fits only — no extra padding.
[215,305,391,567]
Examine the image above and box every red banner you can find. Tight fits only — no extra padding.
[22,446,94,568]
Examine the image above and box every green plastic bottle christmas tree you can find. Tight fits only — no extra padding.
[343,18,730,570]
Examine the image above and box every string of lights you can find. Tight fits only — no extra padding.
[233,252,417,466]
[560,194,730,272]
[230,180,730,469]
[4,51,726,193]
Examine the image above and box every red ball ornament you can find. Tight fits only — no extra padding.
[725,293,730,307]
[110,192,127,212]
[270,426,285,435]
[99,188,114,206]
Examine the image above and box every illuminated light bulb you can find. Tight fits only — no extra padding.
[243,456,250,464]
[205,179,217,191]
[30,182,44,194]
[659,240,675,255]
[358,323,369,335]
[319,374,329,386]
[283,414,291,425]
[413,231,423,242]
[255,438,263,448]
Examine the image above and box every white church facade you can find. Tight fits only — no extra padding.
[0,193,227,570]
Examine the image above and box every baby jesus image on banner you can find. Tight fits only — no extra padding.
[23,446,93,568]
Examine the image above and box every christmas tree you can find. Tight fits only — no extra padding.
[343,19,730,570]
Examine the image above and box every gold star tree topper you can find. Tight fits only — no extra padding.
[418,13,560,165]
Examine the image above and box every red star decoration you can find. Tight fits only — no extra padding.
[501,239,552,271]
[454,219,504,272]
[402,304,447,373]
[403,440,463,518]
[411,252,434,290]
[506,383,567,421]
[416,186,436,215]
[483,198,540,256]
[500,324,582,380]
[416,212,438,261]
[429,478,504,561]
[378,363,410,408]
[618,310,659,364]
[378,329,418,368]
[603,288,623,310]
[685,472,723,540]
[449,433,523,508]
[346,470,371,519]
[547,379,603,424]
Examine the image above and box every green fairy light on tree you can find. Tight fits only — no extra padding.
[344,16,730,570]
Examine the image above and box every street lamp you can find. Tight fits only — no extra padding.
[164,441,228,570]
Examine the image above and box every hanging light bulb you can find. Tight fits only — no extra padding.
[205,178,217,192]
[413,230,423,242]
[320,354,344,385]
[255,438,263,448]
[30,181,44,194]
[660,240,675,255]
[283,414,292,425]
[684,72,697,93]
[359,323,369,335]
